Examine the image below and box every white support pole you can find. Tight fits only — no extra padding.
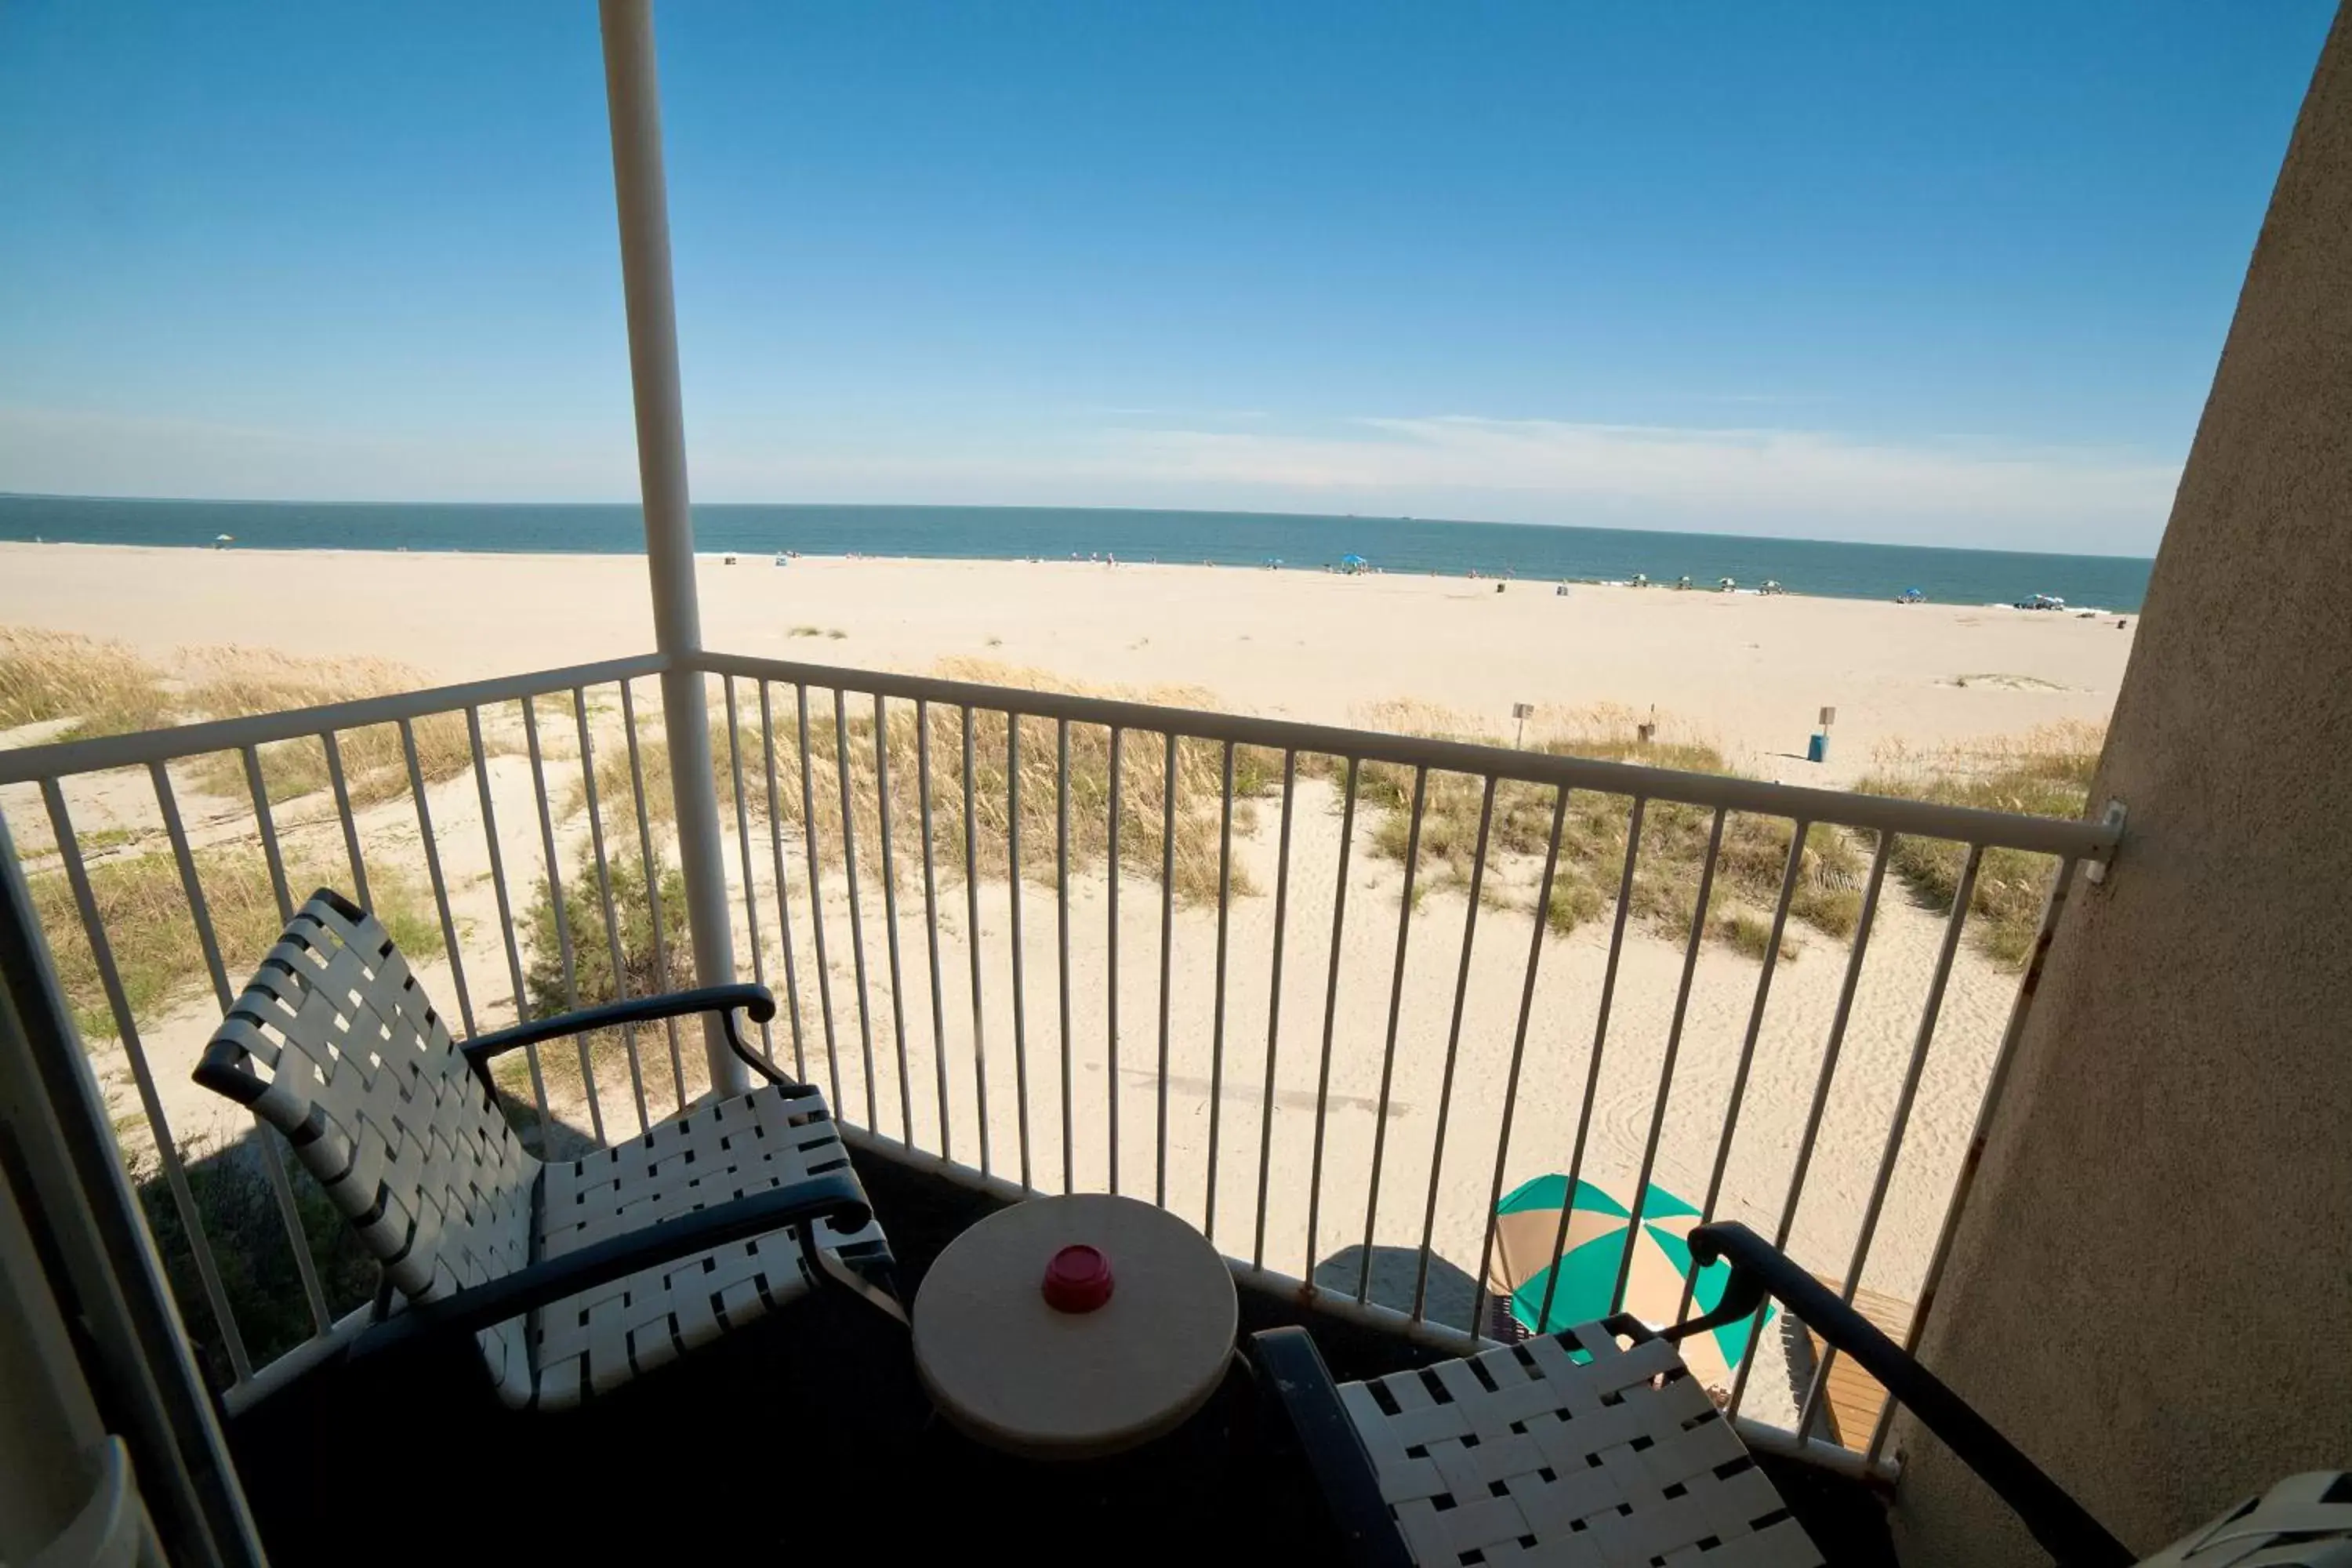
[599,0,747,1096]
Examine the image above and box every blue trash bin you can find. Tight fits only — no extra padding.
[1806,732,1828,764]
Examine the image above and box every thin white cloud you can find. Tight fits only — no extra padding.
[1075,416,2180,551]
[0,404,2180,554]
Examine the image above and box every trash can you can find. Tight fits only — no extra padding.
[1806,732,1828,764]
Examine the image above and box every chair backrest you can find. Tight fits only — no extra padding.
[195,889,535,1308]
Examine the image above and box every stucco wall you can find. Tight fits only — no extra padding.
[1892,10,2352,1563]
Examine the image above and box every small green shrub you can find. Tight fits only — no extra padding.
[131,1140,379,1391]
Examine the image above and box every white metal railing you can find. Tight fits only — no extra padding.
[0,648,2117,1472]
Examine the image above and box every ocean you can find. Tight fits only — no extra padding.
[0,495,2154,612]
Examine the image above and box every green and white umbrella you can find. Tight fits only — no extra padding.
[1485,1176,1771,1392]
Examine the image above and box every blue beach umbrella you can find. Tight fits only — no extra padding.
[1485,1176,1771,1388]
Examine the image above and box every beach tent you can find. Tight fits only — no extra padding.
[1339,553,1368,575]
[1484,1175,1772,1392]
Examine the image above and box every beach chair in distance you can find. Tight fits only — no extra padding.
[1252,1221,2148,1567]
[192,888,897,1410]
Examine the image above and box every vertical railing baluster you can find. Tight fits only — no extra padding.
[1799,844,1984,1442]
[1007,713,1031,1191]
[1412,775,1497,1326]
[575,685,649,1131]
[1474,786,1570,1338]
[1356,764,1428,1305]
[1727,831,1893,1412]
[467,705,548,1124]
[321,729,371,907]
[618,681,685,1111]
[834,688,877,1128]
[874,692,913,1143]
[1536,797,1647,1333]
[524,695,602,1145]
[755,682,805,1082]
[960,705,990,1177]
[1250,750,1297,1271]
[720,677,776,1067]
[1156,730,1177,1210]
[1860,855,2080,1461]
[1607,805,1726,1316]
[151,763,330,1338]
[795,684,841,1108]
[1055,718,1074,1192]
[401,716,476,1037]
[1205,741,1236,1238]
[917,699,951,1160]
[722,677,775,1066]
[1105,726,1123,1194]
[1677,817,1811,1324]
[1305,756,1359,1287]
[42,784,250,1382]
[238,746,292,923]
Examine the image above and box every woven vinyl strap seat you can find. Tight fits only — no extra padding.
[2135,1472,2352,1566]
[198,889,888,1410]
[1337,1319,1820,1567]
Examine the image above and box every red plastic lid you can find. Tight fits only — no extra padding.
[1042,1243,1115,1313]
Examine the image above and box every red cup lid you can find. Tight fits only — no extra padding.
[1042,1243,1115,1313]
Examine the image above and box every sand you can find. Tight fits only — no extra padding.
[0,543,2129,785]
[0,542,2131,1432]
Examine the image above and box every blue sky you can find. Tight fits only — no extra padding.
[0,2,2332,553]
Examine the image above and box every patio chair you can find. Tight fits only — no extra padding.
[193,887,895,1410]
[1252,1221,2140,1567]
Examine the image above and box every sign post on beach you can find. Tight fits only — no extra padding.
[1512,701,1534,748]
[1812,705,1837,764]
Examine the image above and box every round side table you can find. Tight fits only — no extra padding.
[913,1192,1239,1460]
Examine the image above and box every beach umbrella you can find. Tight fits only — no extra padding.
[1485,1176,1771,1392]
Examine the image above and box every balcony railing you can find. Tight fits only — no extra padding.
[0,648,2117,1477]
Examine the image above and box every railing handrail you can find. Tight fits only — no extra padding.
[695,651,2119,861]
[0,653,673,785]
[2,645,2120,860]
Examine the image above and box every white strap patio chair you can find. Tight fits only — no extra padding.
[1254,1221,2148,1567]
[194,887,895,1410]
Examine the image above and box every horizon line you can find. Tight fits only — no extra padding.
[0,490,2161,564]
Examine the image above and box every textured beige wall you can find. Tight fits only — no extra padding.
[1893,10,2352,1563]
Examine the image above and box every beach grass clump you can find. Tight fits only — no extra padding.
[585,665,1253,905]
[177,647,476,807]
[1329,702,1866,960]
[0,626,175,739]
[25,845,437,1040]
[1857,720,2104,967]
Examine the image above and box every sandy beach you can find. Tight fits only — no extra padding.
[0,542,2129,782]
[0,541,2129,1430]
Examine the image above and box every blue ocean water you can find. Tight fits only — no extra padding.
[0,495,2154,611]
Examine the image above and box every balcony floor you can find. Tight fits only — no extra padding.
[223,1147,1898,1565]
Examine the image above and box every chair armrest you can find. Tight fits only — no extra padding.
[1679,1222,2133,1568]
[1246,1328,1414,1567]
[461,984,791,1090]
[348,1171,869,1363]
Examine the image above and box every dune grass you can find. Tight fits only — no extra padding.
[0,626,176,739]
[568,664,1252,903]
[25,846,437,1040]
[1317,702,1865,960]
[1857,720,2104,967]
[177,647,478,807]
[0,627,488,812]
